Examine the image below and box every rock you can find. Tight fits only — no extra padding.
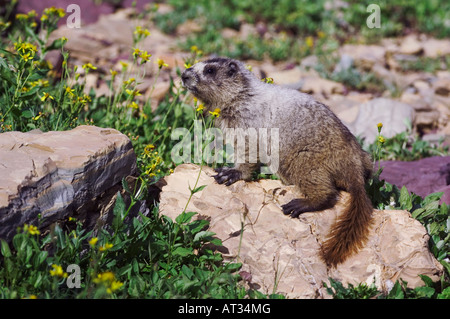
[300,76,345,96]
[158,164,443,299]
[176,19,203,36]
[415,110,441,129]
[351,98,415,144]
[433,77,450,97]
[422,38,450,58]
[398,35,423,55]
[339,44,385,70]
[270,67,304,88]
[0,125,138,241]
[379,156,450,203]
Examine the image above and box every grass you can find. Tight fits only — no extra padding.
[0,3,449,299]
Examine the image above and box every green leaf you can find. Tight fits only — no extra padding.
[388,281,404,299]
[418,274,434,287]
[175,211,197,224]
[438,286,450,299]
[193,231,216,243]
[191,185,207,194]
[181,264,194,279]
[399,186,412,211]
[412,208,425,219]
[172,247,193,257]
[0,239,12,258]
[21,110,33,119]
[414,286,435,298]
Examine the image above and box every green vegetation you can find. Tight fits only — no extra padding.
[156,0,450,62]
[0,2,449,299]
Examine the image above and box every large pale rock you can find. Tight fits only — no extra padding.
[158,164,443,299]
[0,125,137,241]
[351,98,415,144]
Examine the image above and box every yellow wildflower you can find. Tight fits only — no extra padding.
[261,77,274,84]
[123,77,135,86]
[144,144,155,155]
[119,61,129,69]
[40,92,54,102]
[317,31,326,39]
[21,53,33,62]
[99,243,113,252]
[15,42,37,54]
[184,62,192,69]
[126,89,142,97]
[49,264,68,278]
[93,272,123,294]
[40,14,48,22]
[139,51,152,64]
[33,112,42,121]
[377,122,383,133]
[196,104,204,112]
[15,13,29,20]
[132,47,141,58]
[128,101,139,109]
[27,10,37,18]
[77,94,91,105]
[23,224,40,235]
[306,36,314,48]
[110,69,118,77]
[134,26,151,37]
[44,6,65,18]
[378,136,385,144]
[108,280,124,294]
[65,86,75,97]
[157,58,168,69]
[89,237,98,247]
[209,108,221,117]
[82,63,97,71]
[94,272,115,283]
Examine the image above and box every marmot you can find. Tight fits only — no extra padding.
[181,57,373,267]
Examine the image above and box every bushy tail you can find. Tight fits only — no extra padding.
[322,185,373,267]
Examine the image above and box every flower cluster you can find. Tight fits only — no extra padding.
[23,224,40,236]
[142,144,163,179]
[14,42,38,63]
[41,6,65,22]
[49,264,68,278]
[93,272,123,294]
[132,47,152,65]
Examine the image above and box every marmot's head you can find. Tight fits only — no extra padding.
[181,57,254,108]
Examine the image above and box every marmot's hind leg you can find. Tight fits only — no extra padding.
[282,195,338,218]
[282,170,339,218]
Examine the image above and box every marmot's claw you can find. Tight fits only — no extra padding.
[282,199,306,218]
[213,167,242,185]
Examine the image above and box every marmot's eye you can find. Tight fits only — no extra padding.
[207,68,215,74]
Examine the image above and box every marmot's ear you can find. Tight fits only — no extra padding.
[227,62,238,76]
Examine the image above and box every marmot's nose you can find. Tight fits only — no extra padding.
[181,73,190,82]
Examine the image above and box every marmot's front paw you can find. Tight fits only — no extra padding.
[213,167,242,186]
